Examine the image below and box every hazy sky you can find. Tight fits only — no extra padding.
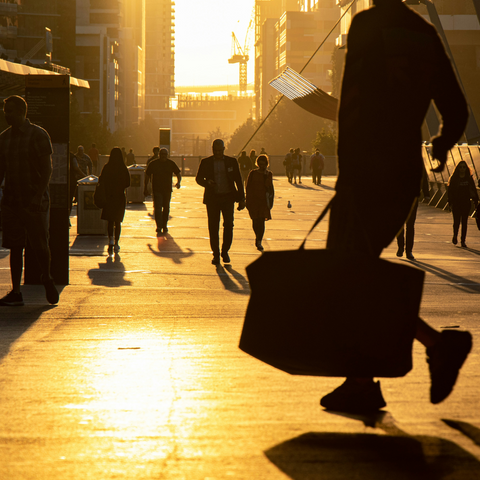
[174,0,255,88]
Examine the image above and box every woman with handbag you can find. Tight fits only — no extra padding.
[447,161,479,248]
[246,154,274,251]
[99,147,130,254]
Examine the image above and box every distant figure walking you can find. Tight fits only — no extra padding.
[126,148,136,166]
[144,148,181,236]
[0,95,59,306]
[321,0,472,413]
[238,150,253,187]
[246,154,274,251]
[447,161,479,248]
[99,147,131,254]
[75,145,93,176]
[310,149,325,185]
[396,170,430,260]
[88,143,100,174]
[196,139,245,265]
[284,148,294,183]
[146,146,160,167]
[291,148,302,184]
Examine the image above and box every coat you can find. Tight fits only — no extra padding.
[195,155,245,205]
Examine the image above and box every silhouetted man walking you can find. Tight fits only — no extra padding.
[144,148,181,236]
[322,0,472,412]
[196,139,245,265]
[0,95,59,306]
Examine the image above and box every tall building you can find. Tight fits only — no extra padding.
[145,0,175,121]
[254,0,339,120]
[75,0,146,133]
[0,0,76,71]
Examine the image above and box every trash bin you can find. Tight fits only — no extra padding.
[76,175,107,235]
[127,164,145,203]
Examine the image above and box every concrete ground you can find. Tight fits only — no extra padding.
[0,175,479,479]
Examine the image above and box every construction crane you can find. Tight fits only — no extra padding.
[228,17,253,94]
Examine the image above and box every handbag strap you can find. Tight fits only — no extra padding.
[299,195,335,250]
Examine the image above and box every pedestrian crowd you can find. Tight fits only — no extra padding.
[0,0,479,419]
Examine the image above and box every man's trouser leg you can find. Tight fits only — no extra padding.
[162,191,172,229]
[153,192,167,232]
[206,202,222,256]
[405,199,418,253]
[220,200,235,254]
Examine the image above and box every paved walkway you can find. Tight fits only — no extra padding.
[0,175,479,479]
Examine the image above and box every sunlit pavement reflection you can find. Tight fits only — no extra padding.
[0,177,479,479]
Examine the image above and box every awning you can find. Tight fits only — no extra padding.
[269,67,338,122]
[0,59,90,89]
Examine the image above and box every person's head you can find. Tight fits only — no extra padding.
[212,139,225,160]
[129,148,133,153]
[295,147,300,154]
[256,154,269,171]
[249,149,256,157]
[240,150,246,157]
[77,145,84,155]
[289,148,294,153]
[92,143,96,148]
[315,149,320,155]
[159,147,169,160]
[3,95,27,127]
[153,146,160,156]
[455,161,470,176]
[108,147,125,168]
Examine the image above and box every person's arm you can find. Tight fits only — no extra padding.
[233,158,245,202]
[470,176,479,204]
[195,159,210,188]
[175,171,182,189]
[430,33,469,172]
[72,157,84,178]
[30,154,52,211]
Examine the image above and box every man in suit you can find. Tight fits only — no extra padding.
[196,139,245,265]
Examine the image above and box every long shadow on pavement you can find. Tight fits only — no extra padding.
[0,304,57,362]
[266,412,480,479]
[147,235,194,264]
[442,419,480,446]
[215,264,250,295]
[87,254,132,287]
[411,260,480,294]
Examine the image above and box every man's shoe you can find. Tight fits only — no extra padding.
[256,241,264,252]
[0,291,24,307]
[163,227,168,234]
[320,379,386,413]
[396,247,404,257]
[221,252,231,263]
[212,255,220,265]
[406,252,415,260]
[114,244,120,253]
[427,330,472,404]
[461,242,467,248]
[452,236,458,245]
[42,276,59,305]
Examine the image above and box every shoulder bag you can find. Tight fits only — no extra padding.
[239,197,425,378]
